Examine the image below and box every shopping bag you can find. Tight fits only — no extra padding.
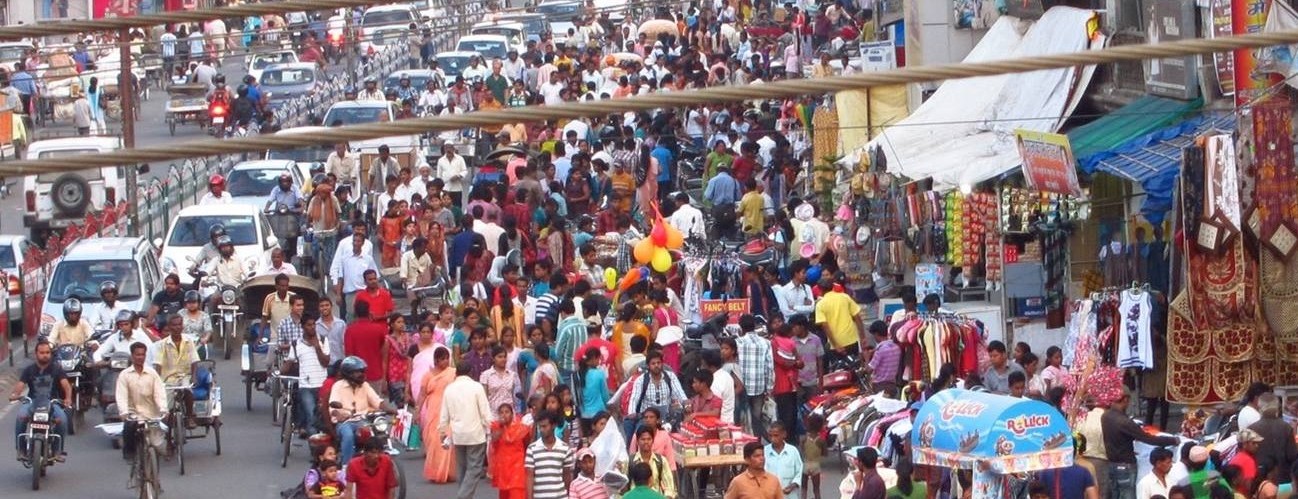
[393,405,414,444]
[406,420,422,450]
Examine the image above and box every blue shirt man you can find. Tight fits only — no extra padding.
[703,167,742,206]
[10,66,36,96]
[651,143,674,184]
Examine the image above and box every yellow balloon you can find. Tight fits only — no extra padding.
[665,224,685,250]
[651,247,672,272]
[604,268,617,291]
[633,237,656,264]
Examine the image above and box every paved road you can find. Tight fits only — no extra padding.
[0,352,854,498]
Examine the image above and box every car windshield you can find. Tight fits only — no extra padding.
[267,146,331,164]
[225,168,284,197]
[252,53,295,69]
[363,10,412,27]
[437,56,472,76]
[500,17,546,35]
[383,74,432,90]
[262,68,315,86]
[457,40,505,59]
[0,245,14,268]
[168,215,258,247]
[535,2,579,18]
[47,260,142,303]
[321,106,389,126]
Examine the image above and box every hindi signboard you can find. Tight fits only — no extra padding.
[1015,130,1082,198]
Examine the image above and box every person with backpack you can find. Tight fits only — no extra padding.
[630,425,678,499]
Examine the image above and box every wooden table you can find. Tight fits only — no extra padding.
[678,454,746,499]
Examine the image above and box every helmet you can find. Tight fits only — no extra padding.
[213,74,226,85]
[339,356,367,378]
[237,84,249,97]
[209,224,227,239]
[326,358,343,378]
[279,172,293,183]
[63,298,83,318]
[243,75,256,84]
[184,290,202,303]
[100,280,119,295]
[209,174,225,187]
[114,309,135,325]
[344,86,357,96]
[216,235,233,247]
[383,89,397,99]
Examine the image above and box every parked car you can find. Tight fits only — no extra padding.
[455,34,509,61]
[0,41,35,72]
[22,137,147,247]
[38,237,163,337]
[469,20,527,54]
[260,62,322,110]
[493,13,548,43]
[224,159,308,208]
[0,235,32,333]
[157,204,279,287]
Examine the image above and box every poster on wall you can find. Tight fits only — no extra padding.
[1015,130,1083,198]
[1145,0,1200,100]
[93,0,136,17]
[1234,0,1278,106]
[1209,0,1236,96]
[915,264,945,301]
[953,0,1000,30]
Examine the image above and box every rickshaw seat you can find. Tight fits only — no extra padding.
[193,365,213,401]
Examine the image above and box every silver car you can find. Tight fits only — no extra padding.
[0,235,32,332]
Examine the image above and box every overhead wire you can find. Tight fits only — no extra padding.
[1,25,1295,175]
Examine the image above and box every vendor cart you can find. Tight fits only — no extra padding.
[677,453,745,499]
[165,83,209,136]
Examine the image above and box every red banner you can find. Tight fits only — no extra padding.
[699,299,750,324]
[1234,0,1279,106]
[1015,130,1082,198]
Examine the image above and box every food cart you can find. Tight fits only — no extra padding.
[912,389,1073,499]
[672,421,758,499]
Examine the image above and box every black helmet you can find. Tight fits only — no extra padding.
[243,74,256,84]
[100,280,118,295]
[213,74,226,85]
[114,309,135,325]
[184,290,202,303]
[344,86,357,96]
[383,89,397,99]
[237,84,249,97]
[209,224,226,239]
[216,235,233,247]
[339,356,367,379]
[63,298,83,319]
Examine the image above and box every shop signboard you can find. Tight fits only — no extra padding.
[699,299,749,324]
[1145,0,1200,100]
[1014,130,1082,198]
[1235,0,1277,106]
[1210,0,1236,96]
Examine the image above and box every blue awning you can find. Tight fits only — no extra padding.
[1079,113,1236,224]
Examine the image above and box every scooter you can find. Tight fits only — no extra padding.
[97,350,131,449]
[326,402,408,499]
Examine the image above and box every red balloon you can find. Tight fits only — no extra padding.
[651,223,667,246]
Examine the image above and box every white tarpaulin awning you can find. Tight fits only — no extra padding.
[864,7,1100,190]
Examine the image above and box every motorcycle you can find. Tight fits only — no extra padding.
[54,335,105,435]
[16,397,64,491]
[97,350,132,449]
[212,284,242,361]
[326,402,408,499]
[208,99,230,137]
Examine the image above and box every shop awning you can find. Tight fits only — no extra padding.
[1068,95,1203,164]
[1080,113,1236,224]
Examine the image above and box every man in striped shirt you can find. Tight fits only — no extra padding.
[735,314,774,440]
[569,447,610,499]
[864,320,901,396]
[525,411,574,499]
[532,273,567,328]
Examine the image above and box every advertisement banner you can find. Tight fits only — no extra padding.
[1234,0,1278,106]
[1211,0,1236,96]
[699,299,750,324]
[1015,130,1082,197]
[1145,0,1200,99]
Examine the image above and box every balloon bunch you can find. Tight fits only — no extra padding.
[608,207,686,292]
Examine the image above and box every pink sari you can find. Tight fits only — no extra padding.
[409,342,446,399]
[419,346,457,483]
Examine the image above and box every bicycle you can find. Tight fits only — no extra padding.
[127,417,165,499]
[276,375,301,468]
[164,382,192,476]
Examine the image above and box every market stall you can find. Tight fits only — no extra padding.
[671,420,758,499]
[912,389,1073,499]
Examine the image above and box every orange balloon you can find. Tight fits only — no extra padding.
[620,267,643,291]
[633,237,656,264]
[665,224,685,250]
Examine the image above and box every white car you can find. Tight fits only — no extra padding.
[22,137,143,246]
[470,20,527,55]
[455,34,509,62]
[0,235,32,331]
[224,159,308,208]
[360,4,421,55]
[157,204,279,287]
[245,49,299,83]
[39,237,163,336]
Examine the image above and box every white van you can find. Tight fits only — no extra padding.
[21,137,144,246]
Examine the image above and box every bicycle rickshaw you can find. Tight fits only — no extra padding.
[239,274,321,413]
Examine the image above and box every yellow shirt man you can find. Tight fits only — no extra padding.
[738,191,765,235]
[814,288,863,350]
[152,336,199,383]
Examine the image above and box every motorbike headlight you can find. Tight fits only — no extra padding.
[60,359,78,371]
[32,412,49,422]
[221,289,237,305]
[372,416,392,434]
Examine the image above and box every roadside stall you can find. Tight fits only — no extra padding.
[912,389,1073,499]
[671,420,758,499]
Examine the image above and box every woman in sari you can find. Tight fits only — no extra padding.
[612,302,651,364]
[490,403,531,499]
[418,346,456,483]
[408,324,441,401]
[491,285,524,346]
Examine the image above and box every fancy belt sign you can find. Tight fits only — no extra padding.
[699,299,750,324]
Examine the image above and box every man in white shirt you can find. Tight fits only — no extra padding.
[94,311,153,366]
[705,351,736,424]
[777,260,817,320]
[1136,447,1173,499]
[539,72,565,105]
[501,51,526,81]
[330,233,378,318]
[199,175,233,205]
[289,316,330,436]
[257,248,298,276]
[439,362,492,499]
[667,192,705,240]
[325,142,358,186]
[436,144,468,206]
[470,206,505,256]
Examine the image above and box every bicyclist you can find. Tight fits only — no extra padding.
[8,340,72,461]
[327,356,395,465]
[115,341,166,460]
[151,315,199,429]
[49,299,93,347]
[91,280,131,331]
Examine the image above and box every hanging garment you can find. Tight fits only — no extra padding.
[1117,290,1153,369]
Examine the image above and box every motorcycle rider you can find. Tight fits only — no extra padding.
[206,74,231,106]
[91,281,131,331]
[197,236,248,311]
[146,274,185,334]
[327,356,395,465]
[231,84,257,130]
[357,77,384,102]
[94,311,152,366]
[116,341,166,460]
[267,172,304,258]
[395,75,416,102]
[9,340,73,461]
[49,299,93,348]
[199,175,233,205]
[242,75,263,109]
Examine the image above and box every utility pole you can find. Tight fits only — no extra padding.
[119,28,139,236]
[344,7,357,86]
